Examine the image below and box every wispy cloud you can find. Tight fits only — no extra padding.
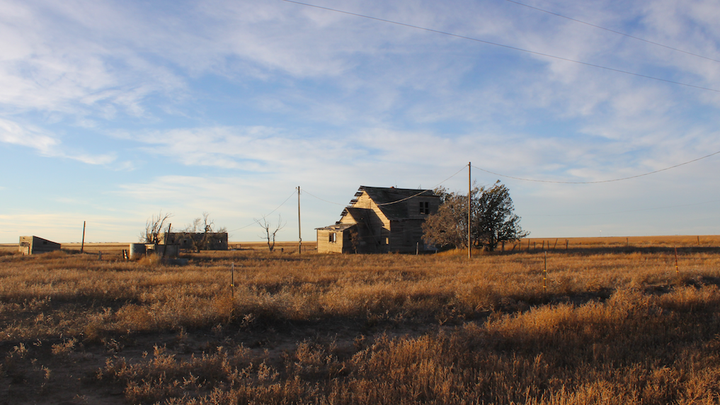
[0,1,186,120]
[0,117,116,164]
[0,118,59,154]
[2,0,720,241]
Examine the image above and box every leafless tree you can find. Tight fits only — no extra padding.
[141,211,172,244]
[256,215,285,252]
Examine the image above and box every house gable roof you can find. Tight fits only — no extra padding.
[357,186,438,220]
[340,206,374,223]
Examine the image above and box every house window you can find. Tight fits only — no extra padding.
[329,233,337,243]
[419,201,430,215]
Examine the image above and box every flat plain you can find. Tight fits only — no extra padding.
[2,236,720,404]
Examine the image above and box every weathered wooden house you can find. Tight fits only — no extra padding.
[316,186,440,254]
[19,236,61,255]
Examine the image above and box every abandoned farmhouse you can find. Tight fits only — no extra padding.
[17,187,439,255]
[316,186,440,254]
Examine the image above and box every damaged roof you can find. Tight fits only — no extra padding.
[355,186,438,220]
[315,223,357,231]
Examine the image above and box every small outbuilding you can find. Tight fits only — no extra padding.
[316,186,440,254]
[19,236,61,255]
[158,232,229,251]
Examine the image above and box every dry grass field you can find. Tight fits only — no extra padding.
[2,236,720,404]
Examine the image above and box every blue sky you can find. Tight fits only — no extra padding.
[1,0,719,243]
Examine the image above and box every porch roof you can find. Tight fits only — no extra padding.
[315,223,357,231]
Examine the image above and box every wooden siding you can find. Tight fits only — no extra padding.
[317,186,440,254]
[316,228,356,254]
[340,197,387,252]
[317,229,342,253]
[352,190,439,253]
[352,192,391,229]
[19,236,61,255]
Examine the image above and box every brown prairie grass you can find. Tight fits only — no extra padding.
[1,239,720,403]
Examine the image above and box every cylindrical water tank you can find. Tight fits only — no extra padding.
[128,243,146,260]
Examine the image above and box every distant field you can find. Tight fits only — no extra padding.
[2,237,720,403]
[0,241,317,257]
[2,235,717,255]
[523,235,720,249]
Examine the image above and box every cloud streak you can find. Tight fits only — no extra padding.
[2,0,720,242]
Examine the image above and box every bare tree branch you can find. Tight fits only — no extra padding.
[256,215,285,252]
[141,211,172,244]
[179,212,226,252]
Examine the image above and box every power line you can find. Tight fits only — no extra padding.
[503,0,720,64]
[472,149,720,184]
[231,166,465,239]
[376,164,468,206]
[262,190,298,217]
[228,146,718,234]
[303,189,346,206]
[304,164,469,207]
[227,190,297,232]
[281,0,720,93]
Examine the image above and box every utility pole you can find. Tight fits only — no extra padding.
[468,162,472,260]
[297,186,302,254]
[81,221,86,253]
[163,223,171,258]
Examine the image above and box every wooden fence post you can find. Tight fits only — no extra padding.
[231,262,235,299]
[543,251,547,291]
